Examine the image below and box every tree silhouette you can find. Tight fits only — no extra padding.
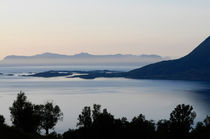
[9,92,41,133]
[77,106,92,128]
[204,115,210,127]
[0,115,5,126]
[92,104,101,121]
[169,104,196,138]
[191,116,210,139]
[157,119,170,139]
[130,114,155,139]
[92,108,115,139]
[6,98,210,139]
[39,102,63,135]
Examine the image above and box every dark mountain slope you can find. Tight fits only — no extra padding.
[127,36,210,81]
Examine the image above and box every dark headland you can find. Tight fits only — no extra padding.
[29,36,210,81]
[127,36,210,81]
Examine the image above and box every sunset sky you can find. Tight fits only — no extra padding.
[0,0,209,60]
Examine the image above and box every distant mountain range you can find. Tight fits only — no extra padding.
[0,52,168,67]
[127,36,210,81]
[14,36,210,81]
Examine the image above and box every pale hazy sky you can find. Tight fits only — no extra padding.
[0,0,209,60]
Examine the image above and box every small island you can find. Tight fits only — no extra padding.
[27,70,126,79]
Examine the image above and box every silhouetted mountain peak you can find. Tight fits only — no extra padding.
[128,36,210,81]
[181,36,210,63]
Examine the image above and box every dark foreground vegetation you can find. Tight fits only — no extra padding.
[0,92,209,139]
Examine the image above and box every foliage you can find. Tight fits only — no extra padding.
[9,92,41,133]
[191,116,210,139]
[156,119,170,139]
[0,115,5,125]
[77,106,92,128]
[9,92,63,135]
[129,114,155,139]
[169,104,196,138]
[39,102,63,135]
[3,93,210,139]
[92,104,101,121]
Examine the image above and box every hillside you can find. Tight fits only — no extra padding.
[127,36,210,81]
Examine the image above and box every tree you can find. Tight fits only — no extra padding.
[93,108,115,128]
[77,106,92,128]
[39,102,63,135]
[191,116,210,139]
[92,104,101,121]
[157,119,170,139]
[9,92,41,133]
[130,114,155,139]
[169,104,196,138]
[0,115,5,125]
[204,115,210,127]
[92,108,115,139]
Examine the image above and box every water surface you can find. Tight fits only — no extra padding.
[0,66,210,133]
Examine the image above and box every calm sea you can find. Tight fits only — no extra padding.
[0,65,210,133]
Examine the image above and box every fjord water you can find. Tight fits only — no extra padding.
[0,66,210,133]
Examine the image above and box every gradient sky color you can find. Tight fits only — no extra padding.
[0,0,209,60]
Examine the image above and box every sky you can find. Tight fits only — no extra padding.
[0,0,209,60]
